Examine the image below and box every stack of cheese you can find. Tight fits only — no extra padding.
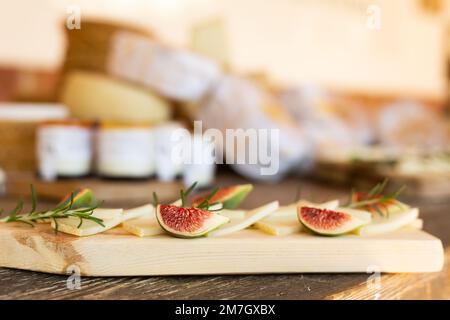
[197,76,312,181]
[61,20,222,125]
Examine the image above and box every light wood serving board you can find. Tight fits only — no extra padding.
[0,223,444,276]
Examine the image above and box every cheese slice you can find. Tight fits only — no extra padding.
[207,201,279,237]
[405,218,423,230]
[217,209,246,220]
[122,205,164,237]
[122,204,154,221]
[51,205,151,237]
[60,70,171,125]
[50,209,123,236]
[355,208,419,236]
[122,213,163,237]
[254,216,301,236]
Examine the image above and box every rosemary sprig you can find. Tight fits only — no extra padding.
[152,192,159,208]
[180,182,197,207]
[155,182,221,211]
[346,179,406,217]
[195,187,220,211]
[0,185,104,231]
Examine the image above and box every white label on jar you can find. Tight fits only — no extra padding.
[37,126,92,179]
[97,129,155,177]
[154,124,186,181]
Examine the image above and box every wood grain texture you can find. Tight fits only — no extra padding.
[326,248,450,300]
[0,223,444,276]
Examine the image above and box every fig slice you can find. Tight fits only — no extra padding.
[192,184,253,209]
[298,207,371,236]
[156,204,229,238]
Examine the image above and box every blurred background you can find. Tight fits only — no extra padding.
[0,0,449,201]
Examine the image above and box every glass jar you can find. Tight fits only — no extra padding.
[96,123,155,178]
[37,119,93,181]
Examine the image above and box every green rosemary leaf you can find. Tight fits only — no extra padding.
[196,187,219,210]
[1,186,105,233]
[30,184,38,214]
[152,192,159,208]
[53,217,58,234]
[8,198,24,219]
[184,182,197,198]
[77,216,84,229]
[180,190,186,207]
[368,178,388,196]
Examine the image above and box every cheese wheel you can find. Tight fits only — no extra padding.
[107,31,221,102]
[198,76,311,181]
[60,70,171,124]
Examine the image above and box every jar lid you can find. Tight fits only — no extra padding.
[40,118,93,128]
[99,121,153,130]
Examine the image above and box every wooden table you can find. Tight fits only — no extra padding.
[0,171,449,300]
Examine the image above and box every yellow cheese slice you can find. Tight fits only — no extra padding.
[60,70,171,125]
[405,218,423,230]
[207,201,279,237]
[51,205,151,237]
[50,208,123,236]
[355,208,419,236]
[121,204,164,237]
[122,213,163,237]
[122,204,154,221]
[217,209,246,220]
[254,216,301,236]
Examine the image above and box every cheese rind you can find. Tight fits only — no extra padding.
[107,31,221,102]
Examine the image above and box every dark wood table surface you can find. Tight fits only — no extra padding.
[0,171,449,300]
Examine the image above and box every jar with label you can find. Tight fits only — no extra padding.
[96,123,155,178]
[37,120,93,181]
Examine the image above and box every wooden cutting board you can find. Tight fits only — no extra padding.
[0,223,444,276]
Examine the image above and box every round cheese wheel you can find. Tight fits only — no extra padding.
[106,31,221,102]
[198,76,311,181]
[59,70,171,125]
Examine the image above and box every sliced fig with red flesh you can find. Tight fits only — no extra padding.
[156,204,229,238]
[192,184,253,209]
[298,206,371,236]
